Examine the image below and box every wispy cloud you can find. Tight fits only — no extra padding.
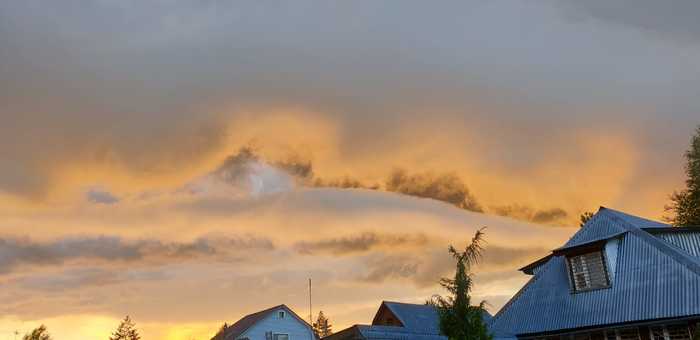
[0,235,274,274]
[294,232,428,255]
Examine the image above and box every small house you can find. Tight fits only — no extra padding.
[212,304,316,340]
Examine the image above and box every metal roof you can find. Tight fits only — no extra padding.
[357,325,448,340]
[652,230,700,258]
[326,301,491,340]
[379,301,492,335]
[381,301,443,335]
[488,207,700,336]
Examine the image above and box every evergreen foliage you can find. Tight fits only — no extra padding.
[312,311,333,338]
[109,316,141,340]
[22,325,51,340]
[431,228,492,340]
[579,211,594,227]
[666,126,700,226]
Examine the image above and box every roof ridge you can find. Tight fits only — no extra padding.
[602,209,700,276]
[383,300,429,306]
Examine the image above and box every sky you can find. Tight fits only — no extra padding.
[1,1,700,339]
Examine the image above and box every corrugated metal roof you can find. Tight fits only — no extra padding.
[382,302,442,335]
[653,231,700,258]
[488,207,700,336]
[562,209,633,248]
[357,325,448,340]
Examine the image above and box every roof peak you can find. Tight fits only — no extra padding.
[596,207,669,228]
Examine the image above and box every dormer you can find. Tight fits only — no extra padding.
[554,241,611,292]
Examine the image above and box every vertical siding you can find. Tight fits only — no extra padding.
[605,238,620,283]
[239,307,314,340]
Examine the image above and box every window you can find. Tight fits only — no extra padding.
[574,334,590,340]
[273,334,289,340]
[666,325,691,340]
[567,250,610,292]
[603,328,640,340]
[278,311,285,319]
[650,325,691,340]
[617,328,640,340]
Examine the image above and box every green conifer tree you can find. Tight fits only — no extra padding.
[312,311,333,338]
[579,211,594,228]
[431,228,492,340]
[667,126,700,226]
[22,325,51,340]
[109,316,141,340]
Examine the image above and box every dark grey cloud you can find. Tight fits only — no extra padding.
[213,146,260,186]
[385,169,483,212]
[490,204,569,226]
[215,149,483,212]
[86,189,120,204]
[0,235,274,274]
[294,232,428,256]
[11,267,168,292]
[360,255,420,283]
[559,0,700,42]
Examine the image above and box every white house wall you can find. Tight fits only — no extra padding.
[238,307,314,340]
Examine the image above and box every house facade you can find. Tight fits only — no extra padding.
[212,304,316,340]
[488,207,700,340]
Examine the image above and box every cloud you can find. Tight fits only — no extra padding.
[214,148,483,213]
[356,243,547,288]
[86,189,120,205]
[294,232,428,255]
[559,0,700,42]
[490,204,569,226]
[1,1,698,338]
[385,169,483,212]
[481,245,548,267]
[360,254,420,283]
[11,267,169,292]
[0,235,274,274]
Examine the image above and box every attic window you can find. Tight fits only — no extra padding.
[278,311,285,319]
[567,250,610,292]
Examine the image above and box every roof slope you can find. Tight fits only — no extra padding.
[488,207,700,336]
[358,325,447,340]
[216,304,312,340]
[381,301,443,335]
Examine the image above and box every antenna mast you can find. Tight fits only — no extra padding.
[308,278,313,326]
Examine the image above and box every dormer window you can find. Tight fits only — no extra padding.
[567,250,610,292]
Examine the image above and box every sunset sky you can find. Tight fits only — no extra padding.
[2,1,700,339]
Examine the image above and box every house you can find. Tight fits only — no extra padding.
[325,301,491,340]
[212,304,316,340]
[488,207,700,340]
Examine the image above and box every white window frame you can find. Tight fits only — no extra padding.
[273,333,289,340]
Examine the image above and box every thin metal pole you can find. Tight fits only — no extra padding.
[309,278,313,326]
